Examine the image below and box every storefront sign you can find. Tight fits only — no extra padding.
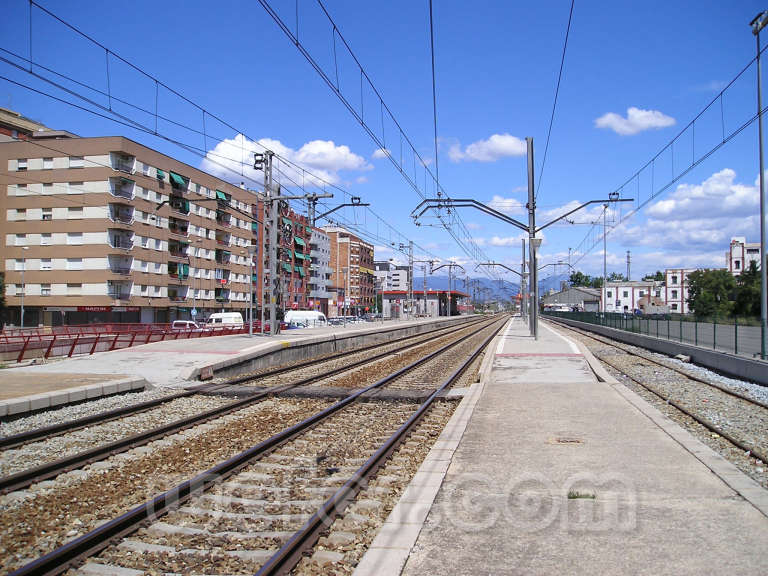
[77,306,111,312]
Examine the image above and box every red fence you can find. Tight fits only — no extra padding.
[0,323,263,363]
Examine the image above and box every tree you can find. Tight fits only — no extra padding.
[686,269,735,317]
[733,261,760,317]
[642,270,664,281]
[607,272,627,282]
[569,270,591,287]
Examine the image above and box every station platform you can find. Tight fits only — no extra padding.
[355,316,768,576]
[0,317,456,415]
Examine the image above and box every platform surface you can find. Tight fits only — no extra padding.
[385,317,768,575]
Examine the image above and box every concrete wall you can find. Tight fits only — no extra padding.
[547,316,768,386]
[208,315,479,380]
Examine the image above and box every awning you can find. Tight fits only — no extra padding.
[156,169,166,179]
[281,262,292,273]
[294,252,306,260]
[215,190,228,201]
[120,177,135,184]
[169,171,186,188]
[305,225,312,234]
[295,266,305,277]
[282,217,292,227]
[293,236,306,247]
[251,222,259,232]
[252,273,258,283]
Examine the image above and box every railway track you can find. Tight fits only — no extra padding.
[549,319,768,482]
[0,319,485,494]
[5,316,504,575]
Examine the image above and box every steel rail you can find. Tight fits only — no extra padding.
[0,319,489,494]
[0,319,481,450]
[256,316,505,575]
[7,316,501,576]
[549,319,768,410]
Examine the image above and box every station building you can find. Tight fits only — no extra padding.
[381,289,469,318]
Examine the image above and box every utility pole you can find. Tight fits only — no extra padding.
[408,241,413,319]
[526,137,540,339]
[603,204,608,313]
[521,239,528,321]
[751,10,768,359]
[626,250,631,281]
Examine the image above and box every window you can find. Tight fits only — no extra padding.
[17,158,27,171]
[15,259,26,271]
[154,238,162,250]
[140,284,148,295]
[671,303,678,311]
[639,291,645,297]
[142,163,151,176]
[153,286,161,296]
[42,208,52,221]
[43,157,53,169]
[41,258,52,271]
[67,283,82,296]
[15,234,26,246]
[69,156,84,168]
[41,233,52,246]
[41,284,51,296]
[622,291,628,298]
[140,260,148,272]
[655,290,661,298]
[15,208,26,220]
[671,290,678,299]
[43,182,53,194]
[16,183,27,195]
[606,291,612,298]
[735,260,741,270]
[671,275,678,284]
[67,232,83,245]
[68,181,84,194]
[66,258,83,271]
[154,262,162,272]
[67,207,84,219]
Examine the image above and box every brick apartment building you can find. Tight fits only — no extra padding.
[2,133,261,326]
[324,226,375,316]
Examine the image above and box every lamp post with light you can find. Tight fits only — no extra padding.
[20,246,29,328]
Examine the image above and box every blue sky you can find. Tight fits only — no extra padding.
[1,0,765,285]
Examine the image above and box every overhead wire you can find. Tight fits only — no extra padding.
[535,0,575,202]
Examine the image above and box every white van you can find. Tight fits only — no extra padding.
[284,310,327,327]
[206,312,244,327]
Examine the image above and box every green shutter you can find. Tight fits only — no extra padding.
[305,225,312,234]
[181,263,189,275]
[294,252,305,260]
[296,267,305,277]
[252,273,258,282]
[215,189,228,201]
[156,169,166,179]
[293,236,306,247]
[251,222,259,232]
[282,217,292,227]
[169,171,186,188]
[281,262,292,272]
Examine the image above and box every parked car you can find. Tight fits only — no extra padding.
[206,312,244,328]
[171,320,201,331]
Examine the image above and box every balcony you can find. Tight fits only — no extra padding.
[215,231,231,246]
[216,209,232,227]
[110,152,135,174]
[109,177,135,200]
[215,288,231,302]
[108,229,134,250]
[108,280,132,301]
[215,269,231,285]
[168,239,189,258]
[108,255,133,275]
[169,196,190,215]
[168,285,189,302]
[109,203,134,225]
[215,190,230,208]
[168,261,190,281]
[168,217,189,237]
[215,249,231,264]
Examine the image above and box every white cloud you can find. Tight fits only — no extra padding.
[200,133,371,187]
[355,176,368,184]
[489,235,526,247]
[372,148,390,159]
[488,195,526,216]
[465,221,481,230]
[615,168,760,254]
[595,107,675,136]
[449,133,526,162]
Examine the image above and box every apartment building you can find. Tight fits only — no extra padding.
[726,236,762,275]
[308,228,333,315]
[2,135,260,326]
[324,226,375,315]
[603,280,665,313]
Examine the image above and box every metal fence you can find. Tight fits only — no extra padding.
[544,311,763,359]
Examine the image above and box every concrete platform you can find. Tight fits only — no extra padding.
[0,317,469,392]
[354,316,768,576]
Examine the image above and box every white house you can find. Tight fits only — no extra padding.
[726,237,761,275]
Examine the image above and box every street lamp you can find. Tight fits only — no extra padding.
[530,238,542,339]
[247,244,257,337]
[751,10,768,359]
[20,246,28,328]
